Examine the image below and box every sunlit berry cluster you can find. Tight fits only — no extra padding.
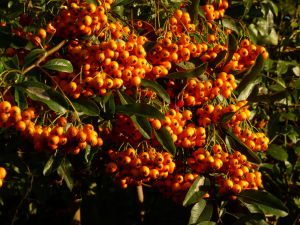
[105,147,175,188]
[0,101,103,154]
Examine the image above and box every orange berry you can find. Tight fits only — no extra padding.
[0,167,7,179]
[106,162,118,173]
[37,28,47,39]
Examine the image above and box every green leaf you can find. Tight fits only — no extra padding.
[112,0,134,7]
[86,0,99,5]
[242,0,253,17]
[221,112,236,123]
[188,199,206,225]
[43,155,63,176]
[238,190,288,217]
[224,34,238,66]
[42,59,73,73]
[189,0,201,22]
[237,54,265,101]
[177,62,195,70]
[117,91,152,139]
[104,93,115,115]
[295,79,300,89]
[84,145,91,163]
[154,127,176,155]
[267,144,288,161]
[238,79,261,101]
[17,81,69,113]
[225,129,261,164]
[166,63,208,79]
[183,176,206,206]
[117,90,135,104]
[14,87,28,110]
[24,49,45,67]
[194,222,216,225]
[57,159,74,191]
[195,202,213,222]
[131,116,152,139]
[248,90,290,103]
[222,18,239,33]
[141,79,170,103]
[209,50,227,68]
[232,213,267,225]
[116,103,165,120]
[72,97,100,116]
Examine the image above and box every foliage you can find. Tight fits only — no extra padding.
[0,0,299,225]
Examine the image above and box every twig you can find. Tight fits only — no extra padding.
[22,39,68,75]
[38,67,81,123]
[137,185,145,224]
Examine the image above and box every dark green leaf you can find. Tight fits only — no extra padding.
[43,155,63,176]
[267,144,288,161]
[189,0,201,22]
[42,59,73,73]
[166,63,208,79]
[104,93,115,115]
[17,81,69,113]
[24,49,45,67]
[224,34,238,66]
[116,103,165,120]
[73,97,100,116]
[154,127,176,155]
[14,87,28,110]
[248,90,290,103]
[238,190,288,217]
[295,79,300,89]
[209,50,227,68]
[131,116,152,139]
[225,129,261,164]
[144,41,156,52]
[141,79,170,103]
[194,222,216,225]
[221,112,236,123]
[183,176,206,206]
[117,90,135,104]
[57,159,74,191]
[232,213,267,225]
[117,91,151,139]
[237,54,265,100]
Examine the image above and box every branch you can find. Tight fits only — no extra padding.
[137,185,145,223]
[22,39,68,75]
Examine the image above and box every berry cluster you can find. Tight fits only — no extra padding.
[159,109,206,148]
[188,147,263,195]
[202,0,229,21]
[0,101,103,154]
[154,172,200,203]
[196,101,250,127]
[52,0,113,38]
[233,126,269,152]
[105,147,175,188]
